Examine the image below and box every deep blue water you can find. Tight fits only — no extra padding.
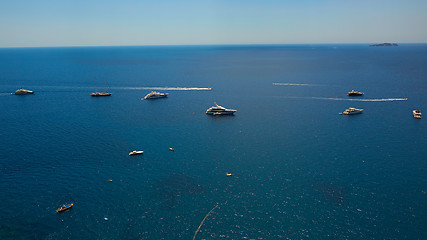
[0,44,426,239]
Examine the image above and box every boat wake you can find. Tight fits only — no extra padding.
[112,86,213,91]
[0,92,13,96]
[273,83,312,86]
[310,97,408,102]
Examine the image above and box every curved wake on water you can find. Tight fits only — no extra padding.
[273,82,312,86]
[310,97,408,102]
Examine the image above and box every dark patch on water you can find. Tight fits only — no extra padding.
[153,173,206,209]
[313,182,346,205]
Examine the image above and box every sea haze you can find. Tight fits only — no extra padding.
[0,44,426,239]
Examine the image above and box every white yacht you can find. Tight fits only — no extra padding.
[142,91,168,100]
[413,110,422,119]
[129,150,144,156]
[343,107,363,115]
[14,88,34,95]
[206,103,237,115]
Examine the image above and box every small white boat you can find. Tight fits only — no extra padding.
[413,110,422,119]
[143,91,168,100]
[206,103,237,116]
[169,147,175,151]
[14,88,34,95]
[129,150,143,156]
[343,107,363,115]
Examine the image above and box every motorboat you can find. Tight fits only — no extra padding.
[14,88,34,95]
[129,150,144,156]
[206,103,237,116]
[226,173,233,176]
[143,91,168,100]
[347,90,364,96]
[343,108,363,115]
[413,110,422,119]
[57,203,73,213]
[169,147,175,151]
[90,92,112,97]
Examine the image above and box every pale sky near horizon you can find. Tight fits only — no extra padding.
[1,0,426,47]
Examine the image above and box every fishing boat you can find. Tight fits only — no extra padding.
[206,103,237,116]
[56,203,73,213]
[143,91,168,100]
[342,107,364,115]
[14,88,34,95]
[413,110,422,119]
[347,90,364,96]
[129,150,143,156]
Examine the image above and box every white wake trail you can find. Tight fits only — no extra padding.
[113,86,213,91]
[311,97,408,102]
[273,83,312,86]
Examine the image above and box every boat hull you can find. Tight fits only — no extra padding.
[206,111,236,115]
[91,92,112,97]
[143,95,168,100]
[343,110,363,115]
[14,90,34,95]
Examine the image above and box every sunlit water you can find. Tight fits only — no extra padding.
[0,45,426,239]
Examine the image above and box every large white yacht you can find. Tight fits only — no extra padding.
[142,91,168,100]
[343,107,363,115]
[14,88,34,95]
[206,103,237,115]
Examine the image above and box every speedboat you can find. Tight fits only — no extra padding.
[343,108,363,115]
[90,92,112,97]
[129,150,143,156]
[143,91,168,100]
[57,203,73,213]
[206,103,237,116]
[347,90,364,96]
[413,110,422,119]
[14,88,34,95]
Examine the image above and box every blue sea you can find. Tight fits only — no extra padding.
[0,44,426,239]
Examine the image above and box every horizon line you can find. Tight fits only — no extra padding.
[1,42,427,49]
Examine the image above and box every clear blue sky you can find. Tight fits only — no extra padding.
[1,0,426,47]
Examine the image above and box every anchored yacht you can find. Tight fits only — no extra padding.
[206,103,237,115]
[343,107,363,115]
[143,91,168,100]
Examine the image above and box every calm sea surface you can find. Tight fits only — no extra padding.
[0,45,426,239]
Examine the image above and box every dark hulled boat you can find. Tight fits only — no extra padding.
[347,90,364,96]
[56,203,73,213]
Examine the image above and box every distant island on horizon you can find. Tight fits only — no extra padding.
[370,43,398,47]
